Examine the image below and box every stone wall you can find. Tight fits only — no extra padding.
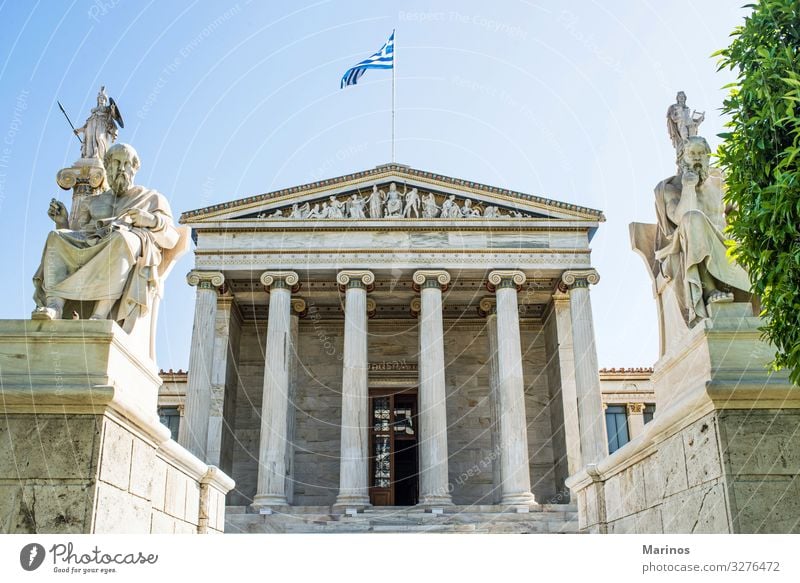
[0,320,234,534]
[229,318,558,506]
[574,409,800,534]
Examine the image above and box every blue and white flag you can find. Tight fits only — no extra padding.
[340,31,394,88]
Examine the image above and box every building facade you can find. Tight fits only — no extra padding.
[176,164,610,526]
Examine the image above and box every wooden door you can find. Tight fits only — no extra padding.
[368,389,418,506]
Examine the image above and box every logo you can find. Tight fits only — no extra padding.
[20,543,46,571]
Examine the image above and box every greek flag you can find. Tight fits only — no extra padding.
[340,31,394,88]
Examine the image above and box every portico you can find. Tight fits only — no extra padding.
[178,164,606,524]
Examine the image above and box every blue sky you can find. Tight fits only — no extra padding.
[0,1,745,370]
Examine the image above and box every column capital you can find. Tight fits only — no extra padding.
[186,270,225,290]
[291,297,308,317]
[366,298,377,318]
[412,269,450,291]
[409,297,421,317]
[627,402,645,415]
[477,297,496,317]
[337,270,375,291]
[261,271,300,291]
[560,269,600,291]
[487,270,526,292]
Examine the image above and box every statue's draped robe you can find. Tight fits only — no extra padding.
[80,107,111,159]
[33,185,180,333]
[654,176,750,325]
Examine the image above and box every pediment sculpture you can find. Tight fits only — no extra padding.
[250,181,531,220]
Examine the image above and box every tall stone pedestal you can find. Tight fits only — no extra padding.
[566,304,800,533]
[0,320,234,534]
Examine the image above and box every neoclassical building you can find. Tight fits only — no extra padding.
[177,164,609,530]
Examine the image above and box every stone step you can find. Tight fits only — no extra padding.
[225,503,580,534]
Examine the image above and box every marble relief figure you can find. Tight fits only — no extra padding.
[328,196,346,218]
[421,192,439,218]
[654,135,750,324]
[367,185,384,218]
[403,187,420,217]
[254,186,532,221]
[347,193,367,218]
[385,182,403,217]
[289,202,310,219]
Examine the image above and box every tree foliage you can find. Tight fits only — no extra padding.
[715,0,800,383]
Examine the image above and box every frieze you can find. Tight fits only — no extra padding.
[242,182,541,221]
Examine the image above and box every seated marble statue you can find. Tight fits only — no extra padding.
[654,136,750,325]
[32,143,184,336]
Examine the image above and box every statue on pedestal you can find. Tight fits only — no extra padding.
[666,91,704,153]
[74,86,124,161]
[32,143,188,358]
[654,136,750,324]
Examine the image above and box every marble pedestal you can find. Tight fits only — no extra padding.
[566,304,800,533]
[0,320,234,534]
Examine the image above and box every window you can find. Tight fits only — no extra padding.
[159,407,181,440]
[605,405,630,453]
[643,403,656,425]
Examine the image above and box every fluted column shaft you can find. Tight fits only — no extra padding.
[179,271,224,460]
[335,270,374,507]
[479,298,503,504]
[552,291,582,476]
[489,270,536,505]
[562,270,607,465]
[253,271,299,508]
[414,270,453,506]
[284,298,305,505]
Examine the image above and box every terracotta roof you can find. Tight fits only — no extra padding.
[180,163,605,222]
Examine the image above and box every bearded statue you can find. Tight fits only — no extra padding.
[653,136,751,325]
[32,143,189,358]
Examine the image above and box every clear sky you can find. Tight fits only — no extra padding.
[0,1,746,371]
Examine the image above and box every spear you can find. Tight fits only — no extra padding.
[57,101,82,144]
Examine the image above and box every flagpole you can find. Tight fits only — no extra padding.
[391,29,396,164]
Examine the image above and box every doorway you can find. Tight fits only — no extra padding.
[369,388,418,506]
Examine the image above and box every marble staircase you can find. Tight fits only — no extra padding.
[225,504,579,534]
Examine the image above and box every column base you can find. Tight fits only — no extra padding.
[333,494,371,509]
[501,491,537,506]
[251,494,290,510]
[417,494,454,507]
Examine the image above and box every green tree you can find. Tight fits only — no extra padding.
[715,0,800,383]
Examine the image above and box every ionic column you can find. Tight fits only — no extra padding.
[551,290,582,476]
[561,269,607,465]
[206,293,242,474]
[488,270,536,505]
[413,270,453,506]
[253,271,299,508]
[627,403,646,439]
[284,297,307,505]
[478,297,503,504]
[179,270,225,460]
[334,270,374,507]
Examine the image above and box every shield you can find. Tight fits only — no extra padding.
[109,97,125,128]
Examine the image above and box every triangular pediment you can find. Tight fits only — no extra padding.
[180,164,604,224]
